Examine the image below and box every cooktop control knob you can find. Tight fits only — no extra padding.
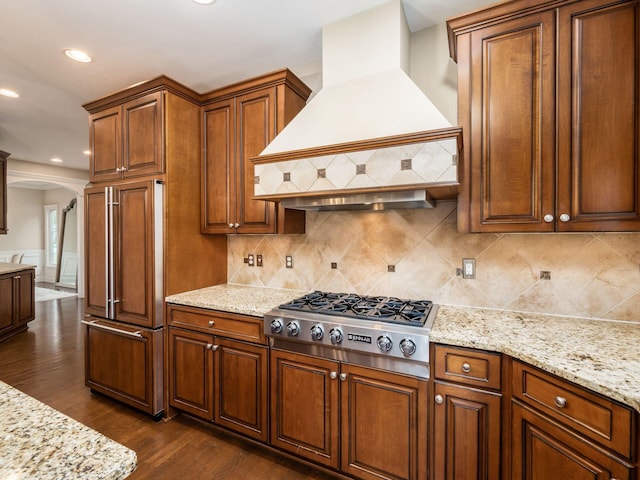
[286,321,300,337]
[270,319,283,335]
[377,335,393,353]
[310,324,324,341]
[329,328,343,345]
[399,338,417,357]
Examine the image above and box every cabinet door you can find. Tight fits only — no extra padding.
[114,181,157,328]
[0,152,7,234]
[0,274,14,335]
[341,364,428,480]
[85,319,163,416]
[462,12,556,232]
[201,99,236,234]
[215,338,268,442]
[557,0,640,231]
[122,91,164,179]
[84,186,108,318]
[235,88,277,234]
[168,327,214,420]
[433,382,501,480]
[270,349,340,469]
[15,268,34,325]
[512,401,632,480]
[89,106,122,183]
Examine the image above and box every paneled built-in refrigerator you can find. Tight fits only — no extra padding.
[83,180,164,417]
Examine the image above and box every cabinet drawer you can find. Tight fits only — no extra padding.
[434,344,501,390]
[512,360,633,458]
[167,304,265,344]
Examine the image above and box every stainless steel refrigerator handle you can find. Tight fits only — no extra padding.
[104,186,110,319]
[108,186,116,320]
[81,320,144,339]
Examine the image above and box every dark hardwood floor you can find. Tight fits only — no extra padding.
[0,297,341,480]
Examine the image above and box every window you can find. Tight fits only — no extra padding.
[44,204,58,267]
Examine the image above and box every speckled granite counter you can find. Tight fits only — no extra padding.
[432,305,640,413]
[166,284,640,413]
[166,283,309,317]
[0,262,34,275]
[0,381,137,479]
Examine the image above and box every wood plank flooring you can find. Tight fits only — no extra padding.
[0,298,341,479]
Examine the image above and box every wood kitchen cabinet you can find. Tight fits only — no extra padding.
[511,360,636,479]
[432,345,502,480]
[89,91,163,183]
[167,305,269,442]
[0,150,8,234]
[83,77,227,417]
[0,266,35,342]
[448,0,640,232]
[270,349,427,479]
[201,70,309,235]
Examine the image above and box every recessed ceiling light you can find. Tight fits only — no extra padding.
[83,150,91,156]
[50,158,63,163]
[63,49,93,63]
[0,88,20,98]
[192,0,217,4]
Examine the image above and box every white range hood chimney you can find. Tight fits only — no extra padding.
[252,0,462,210]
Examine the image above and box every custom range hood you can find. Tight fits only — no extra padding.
[252,0,462,211]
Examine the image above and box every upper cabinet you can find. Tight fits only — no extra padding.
[448,0,640,233]
[201,70,310,235]
[88,91,163,183]
[0,150,7,234]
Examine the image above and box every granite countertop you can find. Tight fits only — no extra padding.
[166,284,309,317]
[166,284,640,413]
[0,381,137,479]
[0,262,35,275]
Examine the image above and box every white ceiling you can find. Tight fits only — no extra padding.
[0,0,494,171]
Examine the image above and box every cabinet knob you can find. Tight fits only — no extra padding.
[211,345,219,351]
[435,394,444,405]
[543,214,554,223]
[206,344,213,350]
[234,223,240,228]
[461,362,471,373]
[559,213,570,223]
[330,371,337,380]
[554,396,567,408]
[208,320,215,327]
[115,167,121,172]
[339,373,347,381]
[228,223,234,228]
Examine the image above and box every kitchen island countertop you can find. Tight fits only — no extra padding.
[0,380,137,479]
[0,262,34,275]
[166,284,640,413]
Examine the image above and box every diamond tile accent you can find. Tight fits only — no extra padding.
[227,204,640,323]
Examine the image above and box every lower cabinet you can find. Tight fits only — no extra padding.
[166,314,269,442]
[432,382,501,480]
[269,349,427,480]
[511,401,633,480]
[432,345,503,480]
[0,267,35,342]
[84,318,164,417]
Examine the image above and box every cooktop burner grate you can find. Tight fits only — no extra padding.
[279,291,433,326]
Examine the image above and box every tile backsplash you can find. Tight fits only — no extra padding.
[228,202,640,323]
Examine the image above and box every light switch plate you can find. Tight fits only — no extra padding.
[462,258,475,279]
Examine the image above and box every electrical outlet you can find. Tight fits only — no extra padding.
[285,255,293,268]
[540,271,551,280]
[256,254,263,267]
[462,258,476,279]
[247,254,255,267]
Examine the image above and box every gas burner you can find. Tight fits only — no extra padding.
[278,291,433,327]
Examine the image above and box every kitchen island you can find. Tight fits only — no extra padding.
[0,380,137,479]
[167,283,640,413]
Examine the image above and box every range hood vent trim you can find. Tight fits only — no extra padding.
[279,189,435,212]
